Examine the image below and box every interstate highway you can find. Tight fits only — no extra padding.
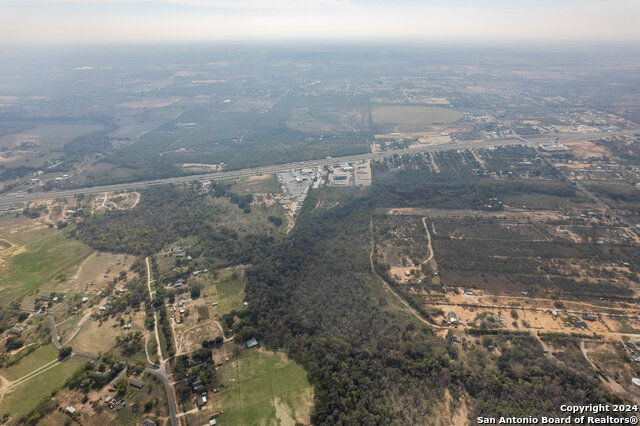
[0,130,628,208]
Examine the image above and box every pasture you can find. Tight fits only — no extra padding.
[0,216,92,304]
[0,355,87,419]
[207,349,313,426]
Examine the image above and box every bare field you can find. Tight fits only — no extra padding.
[564,140,610,158]
[372,105,462,125]
[118,97,181,108]
[375,207,566,221]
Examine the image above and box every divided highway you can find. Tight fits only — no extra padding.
[0,130,627,208]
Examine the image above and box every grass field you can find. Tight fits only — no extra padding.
[0,124,102,151]
[2,344,58,381]
[209,349,313,426]
[204,268,246,318]
[0,222,92,304]
[0,355,87,419]
[372,106,462,125]
[231,174,282,195]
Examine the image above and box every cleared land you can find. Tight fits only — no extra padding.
[372,106,462,125]
[0,216,92,304]
[208,349,313,426]
[0,355,87,419]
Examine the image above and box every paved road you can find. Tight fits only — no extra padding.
[144,256,178,426]
[145,366,178,426]
[0,135,533,208]
[520,130,640,239]
[2,130,632,209]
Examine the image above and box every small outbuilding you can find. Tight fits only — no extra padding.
[8,327,23,336]
[130,378,145,389]
[246,337,258,349]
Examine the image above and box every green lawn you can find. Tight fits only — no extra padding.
[212,349,313,425]
[2,344,58,381]
[0,227,92,304]
[0,355,87,419]
[204,269,245,318]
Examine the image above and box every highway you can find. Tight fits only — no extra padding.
[0,130,629,208]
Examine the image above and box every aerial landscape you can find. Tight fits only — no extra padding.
[1,1,640,425]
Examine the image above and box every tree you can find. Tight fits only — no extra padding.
[190,284,201,299]
[58,347,72,360]
[117,377,129,395]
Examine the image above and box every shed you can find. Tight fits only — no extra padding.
[130,378,145,389]
[9,327,23,336]
[448,312,458,323]
[246,337,258,348]
[192,376,203,391]
[196,395,207,408]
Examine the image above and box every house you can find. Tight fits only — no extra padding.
[209,420,217,426]
[246,337,258,348]
[582,313,598,321]
[65,406,76,415]
[9,327,23,336]
[130,378,145,389]
[448,312,458,323]
[196,395,207,409]
[192,376,203,391]
[463,290,474,296]
[94,369,110,378]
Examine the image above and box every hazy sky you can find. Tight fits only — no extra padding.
[1,0,639,44]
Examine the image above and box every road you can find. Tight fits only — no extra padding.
[517,130,640,239]
[36,312,99,360]
[4,130,626,209]
[145,256,178,426]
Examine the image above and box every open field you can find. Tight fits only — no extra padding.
[0,355,87,419]
[0,216,92,304]
[2,344,58,381]
[231,174,282,195]
[372,106,462,125]
[39,251,134,296]
[0,124,102,151]
[203,268,246,317]
[68,310,147,355]
[205,349,313,426]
